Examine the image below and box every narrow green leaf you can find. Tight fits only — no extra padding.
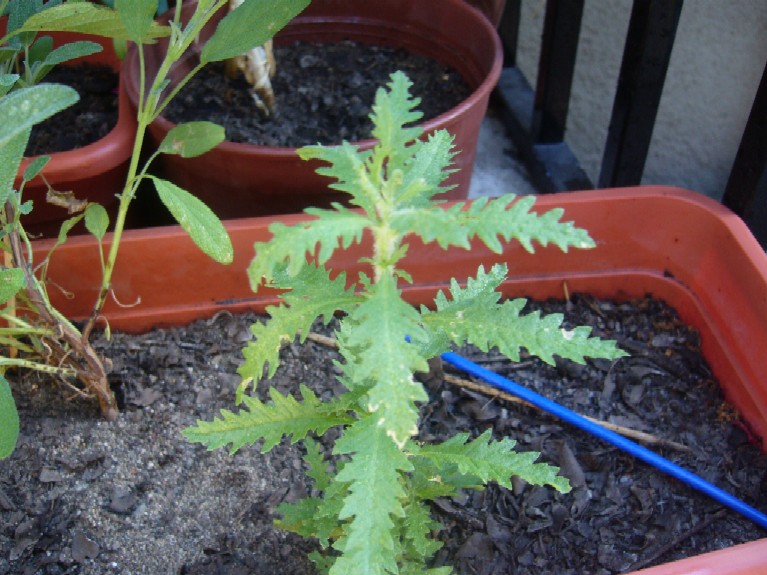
[44,40,102,66]
[84,203,109,241]
[0,375,20,459]
[0,84,78,147]
[115,0,159,43]
[201,0,310,63]
[22,155,50,183]
[0,268,26,305]
[153,178,234,264]
[158,121,225,158]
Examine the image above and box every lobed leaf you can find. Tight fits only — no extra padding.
[239,264,359,387]
[422,264,627,365]
[339,275,429,447]
[369,71,423,173]
[414,430,570,492]
[183,385,353,454]
[331,417,413,575]
[248,207,371,290]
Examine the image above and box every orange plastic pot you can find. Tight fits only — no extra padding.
[32,186,767,573]
[8,28,137,237]
[123,0,502,218]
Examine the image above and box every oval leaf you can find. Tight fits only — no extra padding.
[22,155,50,183]
[201,0,309,64]
[153,179,233,264]
[0,375,20,459]
[158,121,225,158]
[20,3,170,41]
[85,203,110,241]
[44,41,103,66]
[0,84,78,147]
[0,268,26,305]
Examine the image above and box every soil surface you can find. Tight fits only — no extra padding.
[1,295,766,575]
[26,63,119,156]
[163,41,472,147]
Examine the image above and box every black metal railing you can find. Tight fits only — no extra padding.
[494,0,766,246]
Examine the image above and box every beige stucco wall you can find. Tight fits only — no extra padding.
[515,0,767,201]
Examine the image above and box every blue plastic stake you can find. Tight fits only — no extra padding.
[440,350,767,531]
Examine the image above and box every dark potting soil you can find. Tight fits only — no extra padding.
[162,41,472,147]
[25,63,119,157]
[1,295,766,574]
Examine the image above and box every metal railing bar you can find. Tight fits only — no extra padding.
[598,0,684,188]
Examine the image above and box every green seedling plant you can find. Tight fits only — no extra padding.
[0,0,309,459]
[184,72,627,575]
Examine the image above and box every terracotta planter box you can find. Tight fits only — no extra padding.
[123,0,502,217]
[33,186,767,573]
[10,29,137,237]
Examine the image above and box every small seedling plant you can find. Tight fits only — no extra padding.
[184,72,627,575]
[0,0,310,459]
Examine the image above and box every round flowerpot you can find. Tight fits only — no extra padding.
[12,29,137,238]
[124,0,503,219]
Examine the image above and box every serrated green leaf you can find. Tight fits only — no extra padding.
[421,264,627,365]
[115,0,158,43]
[20,3,170,41]
[395,130,457,205]
[158,121,225,158]
[400,499,443,563]
[415,430,570,492]
[370,71,423,172]
[153,178,233,264]
[298,142,378,216]
[248,207,370,290]
[201,0,310,63]
[0,375,20,459]
[183,385,354,454]
[331,417,412,575]
[239,264,359,384]
[0,84,78,147]
[84,203,109,241]
[0,268,26,305]
[339,275,429,447]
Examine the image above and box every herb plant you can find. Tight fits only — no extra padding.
[0,0,309,459]
[184,72,627,574]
